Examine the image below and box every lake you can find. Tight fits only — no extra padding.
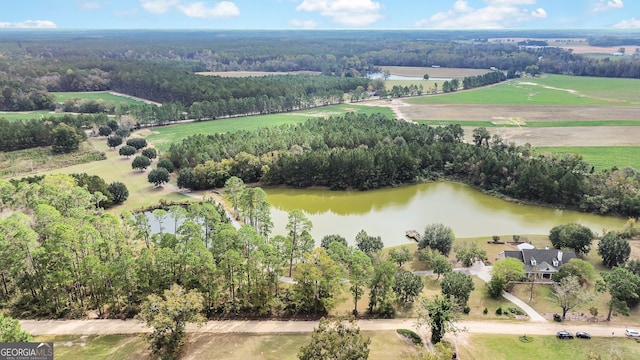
[265,182,627,247]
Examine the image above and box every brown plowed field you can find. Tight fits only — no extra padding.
[362,100,640,147]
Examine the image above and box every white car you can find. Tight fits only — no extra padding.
[625,328,640,337]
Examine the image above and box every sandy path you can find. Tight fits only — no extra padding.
[20,318,632,338]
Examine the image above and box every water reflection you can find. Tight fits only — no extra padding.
[266,182,627,247]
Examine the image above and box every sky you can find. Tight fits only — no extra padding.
[1,0,639,30]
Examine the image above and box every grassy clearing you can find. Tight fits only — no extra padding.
[34,334,151,360]
[458,334,640,360]
[53,91,145,106]
[0,143,106,178]
[405,75,640,106]
[143,104,394,152]
[536,146,640,171]
[35,137,194,213]
[0,110,70,122]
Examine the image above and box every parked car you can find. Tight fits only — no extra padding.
[625,329,640,337]
[556,330,574,339]
[576,331,591,339]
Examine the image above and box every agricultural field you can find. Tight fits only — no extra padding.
[142,104,394,152]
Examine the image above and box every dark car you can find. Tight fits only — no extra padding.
[576,331,591,339]
[557,330,574,339]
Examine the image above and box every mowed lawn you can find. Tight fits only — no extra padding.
[143,104,394,152]
[36,331,421,360]
[405,74,640,106]
[458,334,640,360]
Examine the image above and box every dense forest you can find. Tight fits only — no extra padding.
[1,29,640,113]
[168,113,640,218]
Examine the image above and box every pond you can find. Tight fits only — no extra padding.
[265,182,627,247]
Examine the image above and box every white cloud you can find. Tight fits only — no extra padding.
[593,0,624,13]
[414,0,547,29]
[178,1,240,18]
[140,0,239,18]
[78,1,106,10]
[296,0,383,26]
[613,17,640,28]
[139,0,180,14]
[289,19,320,29]
[0,20,57,29]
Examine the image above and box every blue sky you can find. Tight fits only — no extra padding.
[1,0,639,30]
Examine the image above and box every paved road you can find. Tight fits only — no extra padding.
[20,318,633,338]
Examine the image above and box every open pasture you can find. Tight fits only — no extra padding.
[143,104,394,152]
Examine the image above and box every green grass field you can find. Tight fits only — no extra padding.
[536,146,640,171]
[0,110,71,121]
[143,104,394,151]
[458,334,640,360]
[405,75,640,106]
[53,91,146,106]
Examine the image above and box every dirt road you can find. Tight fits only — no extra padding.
[20,318,634,338]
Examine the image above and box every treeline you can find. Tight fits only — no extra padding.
[589,36,640,47]
[0,114,110,152]
[462,70,507,90]
[168,113,640,217]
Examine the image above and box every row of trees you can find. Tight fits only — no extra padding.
[168,113,640,217]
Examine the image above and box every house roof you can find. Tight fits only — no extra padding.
[503,248,576,274]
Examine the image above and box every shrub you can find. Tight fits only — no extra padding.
[98,125,112,137]
[495,307,503,315]
[119,145,136,157]
[126,137,148,150]
[157,158,175,173]
[463,306,470,314]
[483,307,488,315]
[508,307,524,315]
[492,235,500,243]
[397,329,423,346]
[141,147,157,159]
